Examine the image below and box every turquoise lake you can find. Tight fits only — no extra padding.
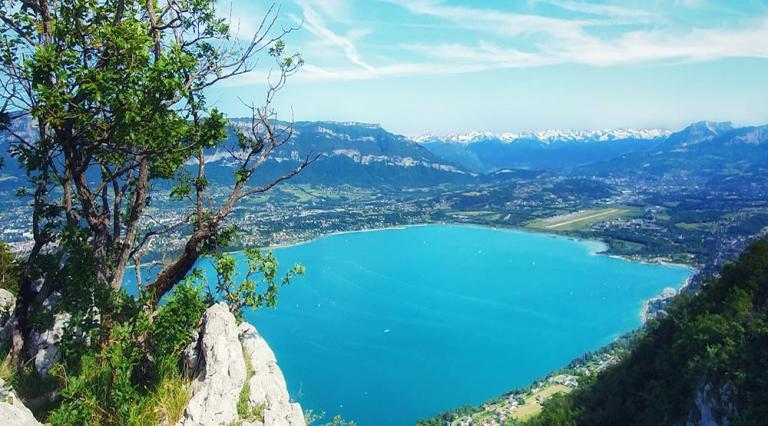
[134,225,692,425]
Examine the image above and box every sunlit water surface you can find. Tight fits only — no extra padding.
[127,224,691,425]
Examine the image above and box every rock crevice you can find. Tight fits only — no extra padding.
[178,303,305,426]
[239,322,305,426]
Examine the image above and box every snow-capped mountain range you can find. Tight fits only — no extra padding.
[412,128,671,145]
[4,118,765,188]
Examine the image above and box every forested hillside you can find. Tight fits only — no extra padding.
[528,238,768,425]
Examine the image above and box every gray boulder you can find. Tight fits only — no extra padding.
[178,303,247,426]
[27,311,70,377]
[0,288,14,320]
[25,291,69,377]
[239,323,305,426]
[0,288,16,342]
[0,378,42,425]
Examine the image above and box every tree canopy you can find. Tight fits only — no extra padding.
[0,1,311,422]
[1,0,311,350]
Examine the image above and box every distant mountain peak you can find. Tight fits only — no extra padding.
[295,120,382,129]
[411,128,671,145]
[668,121,734,147]
[684,121,733,135]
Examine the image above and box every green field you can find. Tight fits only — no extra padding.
[527,207,641,231]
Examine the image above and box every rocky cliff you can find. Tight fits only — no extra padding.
[178,303,306,426]
[0,300,304,426]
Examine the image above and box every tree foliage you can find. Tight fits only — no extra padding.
[1,0,310,353]
[0,0,312,422]
[211,248,304,321]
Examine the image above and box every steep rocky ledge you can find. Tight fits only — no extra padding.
[0,298,305,426]
[178,302,306,426]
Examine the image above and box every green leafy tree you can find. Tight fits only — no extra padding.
[0,2,315,423]
[211,248,304,320]
[0,0,313,364]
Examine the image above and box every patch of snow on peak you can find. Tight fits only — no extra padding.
[412,128,671,144]
[308,121,381,129]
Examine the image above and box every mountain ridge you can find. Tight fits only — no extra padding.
[3,117,767,186]
[579,121,768,181]
[412,128,671,145]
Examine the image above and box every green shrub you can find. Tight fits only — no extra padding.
[46,278,208,425]
[0,242,20,295]
[150,275,208,359]
[237,344,264,423]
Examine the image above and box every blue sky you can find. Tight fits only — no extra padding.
[210,0,768,135]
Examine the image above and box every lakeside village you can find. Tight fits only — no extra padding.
[3,176,766,323]
[3,174,765,272]
[2,165,766,322]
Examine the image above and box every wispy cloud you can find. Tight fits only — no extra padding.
[401,41,556,68]
[533,0,654,19]
[225,61,496,85]
[576,20,768,65]
[383,0,768,66]
[403,18,768,68]
[294,1,373,70]
[224,0,768,84]
[384,0,593,42]
[309,0,353,21]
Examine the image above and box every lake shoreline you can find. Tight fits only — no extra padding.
[263,222,695,324]
[130,221,695,324]
[266,221,694,270]
[240,223,693,424]
[124,223,693,424]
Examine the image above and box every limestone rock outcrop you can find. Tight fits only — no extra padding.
[25,292,70,377]
[179,303,247,426]
[239,322,305,426]
[687,382,736,426]
[0,288,16,341]
[178,303,306,426]
[0,288,14,321]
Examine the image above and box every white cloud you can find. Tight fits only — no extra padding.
[402,42,556,67]
[401,19,768,69]
[674,0,706,8]
[383,0,594,43]
[385,0,768,65]
[294,1,373,70]
[310,0,352,21]
[564,19,768,65]
[225,62,492,85]
[220,0,768,84]
[533,0,654,19]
